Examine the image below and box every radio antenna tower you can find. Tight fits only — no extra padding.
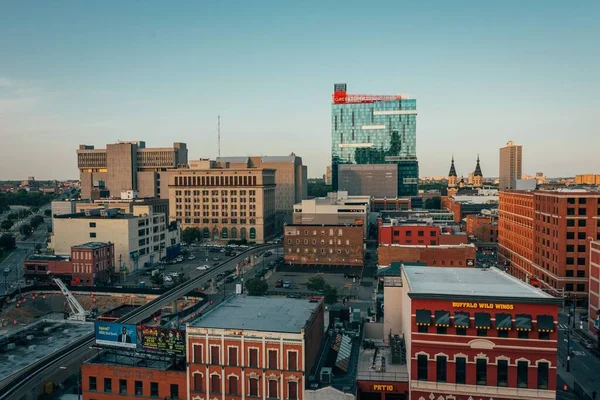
[217,115,221,158]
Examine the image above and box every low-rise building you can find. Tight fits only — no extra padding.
[186,296,324,400]
[575,174,600,185]
[378,243,477,268]
[284,224,364,266]
[75,195,170,222]
[466,212,499,242]
[378,220,440,246]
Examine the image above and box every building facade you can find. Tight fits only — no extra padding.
[378,220,440,246]
[186,296,324,400]
[168,159,277,243]
[499,141,523,190]
[331,83,418,197]
[575,174,600,185]
[283,224,364,266]
[337,164,398,198]
[499,189,600,304]
[378,244,477,268]
[466,213,499,242]
[591,241,600,335]
[77,141,188,199]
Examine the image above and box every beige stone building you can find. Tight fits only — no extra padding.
[575,174,600,185]
[499,140,522,190]
[168,159,276,243]
[77,141,188,199]
[51,206,180,273]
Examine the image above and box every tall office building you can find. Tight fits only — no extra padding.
[499,141,522,190]
[77,141,188,200]
[331,83,418,197]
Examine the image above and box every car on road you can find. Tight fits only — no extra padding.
[344,272,360,279]
[3,267,10,274]
[275,279,283,288]
[225,276,235,283]
[283,280,291,289]
[168,272,179,277]
[188,255,196,260]
[263,251,272,258]
[196,265,210,271]
[164,275,173,282]
[216,273,225,281]
[286,293,300,299]
[213,256,221,262]
[254,269,267,278]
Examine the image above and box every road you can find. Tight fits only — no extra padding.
[557,312,600,398]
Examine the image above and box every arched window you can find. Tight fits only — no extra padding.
[203,227,210,238]
[231,227,238,239]
[211,374,221,394]
[249,227,256,240]
[212,227,220,240]
[228,376,238,395]
[221,227,228,239]
[240,227,247,240]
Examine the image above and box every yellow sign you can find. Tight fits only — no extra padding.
[372,384,394,392]
[452,302,514,310]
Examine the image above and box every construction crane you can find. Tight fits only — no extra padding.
[53,278,88,322]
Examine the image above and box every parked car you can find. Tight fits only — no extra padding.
[309,296,323,303]
[263,251,272,258]
[225,276,235,283]
[216,273,225,281]
[196,265,210,271]
[283,280,291,289]
[275,279,283,288]
[213,256,221,262]
[164,275,173,282]
[255,269,267,278]
[188,255,196,260]
[286,293,300,299]
[344,272,360,279]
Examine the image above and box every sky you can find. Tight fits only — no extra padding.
[0,0,598,180]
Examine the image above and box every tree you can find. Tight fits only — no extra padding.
[0,234,16,250]
[323,284,338,304]
[176,273,188,285]
[423,197,441,210]
[30,215,44,228]
[35,243,42,253]
[20,224,33,236]
[182,227,201,244]
[245,278,268,296]
[150,273,164,287]
[44,209,51,217]
[31,207,39,213]
[307,181,332,197]
[1,220,13,230]
[306,275,326,291]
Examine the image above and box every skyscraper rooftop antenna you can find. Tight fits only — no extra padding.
[217,115,221,158]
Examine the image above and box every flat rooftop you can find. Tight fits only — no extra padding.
[356,345,409,382]
[403,265,558,302]
[71,242,110,249]
[189,296,320,333]
[26,254,70,262]
[87,351,178,371]
[54,212,135,219]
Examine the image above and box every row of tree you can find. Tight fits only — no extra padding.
[244,275,338,304]
[0,190,55,212]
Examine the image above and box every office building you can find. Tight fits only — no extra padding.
[337,164,399,198]
[384,265,560,400]
[590,241,600,335]
[324,165,332,185]
[168,159,276,243]
[283,224,364,266]
[77,141,188,199]
[216,155,307,226]
[51,206,179,273]
[575,174,600,185]
[187,296,324,400]
[331,83,418,197]
[378,243,476,268]
[75,194,170,222]
[499,141,523,190]
[498,189,600,304]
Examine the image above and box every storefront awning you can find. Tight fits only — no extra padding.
[516,314,532,331]
[475,312,491,329]
[495,313,512,330]
[537,315,555,332]
[435,310,450,327]
[454,312,470,328]
[416,309,431,326]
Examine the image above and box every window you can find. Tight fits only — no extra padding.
[430,240,436,245]
[170,383,179,399]
[417,355,428,380]
[577,270,585,278]
[497,330,509,338]
[538,362,549,389]
[456,327,467,335]
[567,232,575,239]
[566,270,574,277]
[436,356,447,382]
[268,349,277,369]
[104,378,112,393]
[89,222,96,228]
[418,325,428,333]
[89,376,97,391]
[567,257,574,265]
[456,357,466,384]
[90,232,96,238]
[418,230,424,237]
[211,375,221,393]
[578,219,586,227]
[249,348,259,367]
[193,374,203,392]
[211,346,220,365]
[288,381,298,400]
[194,344,203,363]
[229,347,238,366]
[518,330,529,339]
[566,245,574,252]
[476,359,487,385]
[567,219,575,227]
[430,231,436,236]
[497,359,508,387]
[288,351,298,370]
[577,257,585,265]
[135,381,143,395]
[229,376,239,395]
[517,361,528,388]
[150,382,159,397]
[249,378,259,396]
[436,326,447,334]
[268,379,278,399]
[578,245,586,252]
[578,232,586,240]
[119,379,127,394]
[477,328,488,337]
[578,208,586,216]
[565,283,574,291]
[577,283,585,292]
[539,331,550,340]
[406,230,412,236]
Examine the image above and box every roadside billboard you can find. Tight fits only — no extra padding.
[94,322,138,349]
[139,326,185,355]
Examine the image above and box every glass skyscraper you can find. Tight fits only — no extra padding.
[331,83,419,197]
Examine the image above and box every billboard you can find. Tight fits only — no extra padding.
[139,326,185,355]
[94,322,138,349]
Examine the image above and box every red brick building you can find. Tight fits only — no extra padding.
[499,189,600,304]
[284,224,363,266]
[378,244,477,268]
[438,232,469,245]
[466,213,499,242]
[186,296,324,400]
[378,220,440,246]
[590,241,600,335]
[24,242,114,286]
[398,265,560,400]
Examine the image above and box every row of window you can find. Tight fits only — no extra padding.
[287,247,353,255]
[174,175,258,187]
[391,230,437,237]
[193,345,299,370]
[176,190,256,196]
[192,373,298,399]
[417,355,549,389]
[286,228,346,237]
[288,239,352,245]
[88,377,178,398]
[175,196,257,203]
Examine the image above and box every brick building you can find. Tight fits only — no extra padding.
[284,224,364,266]
[394,265,560,400]
[466,213,499,242]
[378,244,477,268]
[378,220,439,246]
[186,296,324,400]
[498,189,600,304]
[24,242,114,286]
[590,241,600,335]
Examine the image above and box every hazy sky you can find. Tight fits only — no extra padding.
[1,0,598,180]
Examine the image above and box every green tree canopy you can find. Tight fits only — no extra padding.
[306,275,326,291]
[0,234,16,250]
[323,284,338,304]
[245,278,268,296]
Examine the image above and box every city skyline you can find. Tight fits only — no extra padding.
[1,0,599,180]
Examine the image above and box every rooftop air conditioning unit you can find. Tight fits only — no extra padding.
[320,367,332,384]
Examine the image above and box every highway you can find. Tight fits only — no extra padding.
[0,243,278,400]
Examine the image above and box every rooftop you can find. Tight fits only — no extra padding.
[26,254,70,262]
[403,265,559,302]
[54,212,135,220]
[71,242,111,249]
[189,296,321,333]
[379,243,475,249]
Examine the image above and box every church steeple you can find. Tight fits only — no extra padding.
[474,154,483,177]
[473,154,483,188]
[448,155,457,177]
[448,155,458,188]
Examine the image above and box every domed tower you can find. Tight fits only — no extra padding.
[448,155,458,188]
[473,154,483,188]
